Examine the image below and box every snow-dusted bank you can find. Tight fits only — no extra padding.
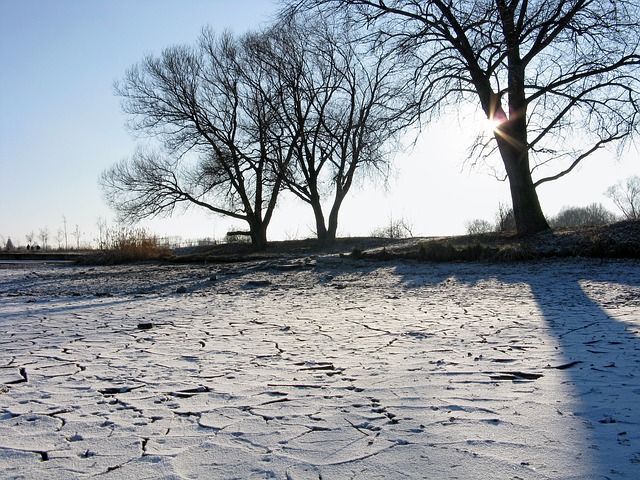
[1,257,639,479]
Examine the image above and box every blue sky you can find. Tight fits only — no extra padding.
[1,0,637,247]
[0,0,278,246]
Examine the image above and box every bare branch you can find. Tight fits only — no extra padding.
[289,0,640,235]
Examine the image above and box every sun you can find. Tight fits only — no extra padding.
[483,116,502,135]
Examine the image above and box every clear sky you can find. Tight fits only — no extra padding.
[1,0,637,248]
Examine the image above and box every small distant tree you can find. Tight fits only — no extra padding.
[38,227,50,249]
[96,217,108,250]
[61,215,69,250]
[25,231,35,246]
[71,225,82,250]
[55,228,65,249]
[465,219,494,235]
[5,237,15,251]
[605,175,640,220]
[550,203,617,228]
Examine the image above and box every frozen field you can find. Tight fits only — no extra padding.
[1,256,639,479]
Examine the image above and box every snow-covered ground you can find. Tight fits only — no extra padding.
[1,257,639,479]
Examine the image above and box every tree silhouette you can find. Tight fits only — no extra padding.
[250,13,409,244]
[290,0,640,235]
[104,31,294,250]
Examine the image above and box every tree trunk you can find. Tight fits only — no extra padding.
[249,219,268,251]
[325,191,346,246]
[497,136,550,236]
[485,10,550,237]
[326,215,338,245]
[309,195,329,245]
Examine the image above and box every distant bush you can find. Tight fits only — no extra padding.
[371,217,414,239]
[494,203,516,233]
[550,203,617,228]
[464,219,494,235]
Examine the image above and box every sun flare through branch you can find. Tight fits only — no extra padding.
[484,116,502,136]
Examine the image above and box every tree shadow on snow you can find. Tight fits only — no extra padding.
[397,259,640,478]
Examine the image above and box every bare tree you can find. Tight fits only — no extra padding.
[605,175,640,220]
[38,227,50,249]
[72,225,82,250]
[250,13,410,244]
[25,231,35,247]
[103,30,294,250]
[61,215,69,250]
[96,217,108,250]
[291,0,640,235]
[55,228,64,249]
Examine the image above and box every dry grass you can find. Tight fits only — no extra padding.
[370,220,640,262]
[81,228,171,264]
[76,220,639,265]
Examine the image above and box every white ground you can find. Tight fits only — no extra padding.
[1,256,639,479]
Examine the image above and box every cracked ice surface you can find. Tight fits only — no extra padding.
[1,257,639,479]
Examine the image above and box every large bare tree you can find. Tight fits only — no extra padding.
[250,13,409,244]
[102,31,291,250]
[290,0,640,235]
